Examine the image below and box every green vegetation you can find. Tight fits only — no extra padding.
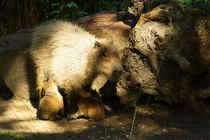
[155,0,210,3]
[42,0,209,23]
[0,0,209,36]
[96,0,128,11]
[41,0,128,23]
[178,0,209,3]
[46,2,88,21]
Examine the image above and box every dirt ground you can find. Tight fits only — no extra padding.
[1,91,210,140]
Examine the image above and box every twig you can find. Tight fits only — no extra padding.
[129,104,138,139]
[146,51,165,106]
[129,51,166,139]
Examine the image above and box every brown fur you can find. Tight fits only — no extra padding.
[0,46,38,99]
[70,95,111,121]
[38,80,64,121]
[29,21,123,114]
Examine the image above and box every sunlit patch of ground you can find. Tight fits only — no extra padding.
[1,97,210,139]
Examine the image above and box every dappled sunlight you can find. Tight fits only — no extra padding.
[66,119,90,133]
[0,98,96,135]
[0,100,11,115]
[99,113,133,128]
[0,1,209,139]
[1,98,210,139]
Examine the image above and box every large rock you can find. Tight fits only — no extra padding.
[116,3,210,109]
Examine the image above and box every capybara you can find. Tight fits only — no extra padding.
[38,80,64,121]
[70,93,111,121]
[29,20,123,114]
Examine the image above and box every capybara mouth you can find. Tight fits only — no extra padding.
[109,71,122,82]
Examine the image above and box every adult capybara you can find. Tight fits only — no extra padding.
[29,20,123,114]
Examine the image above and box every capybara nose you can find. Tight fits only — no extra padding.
[114,63,123,73]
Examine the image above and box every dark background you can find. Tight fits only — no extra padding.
[0,0,209,36]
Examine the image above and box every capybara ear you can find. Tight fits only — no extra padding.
[94,41,101,49]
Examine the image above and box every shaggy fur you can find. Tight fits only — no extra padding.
[70,93,111,121]
[38,80,64,121]
[30,20,123,114]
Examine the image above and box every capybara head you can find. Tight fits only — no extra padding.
[93,40,123,81]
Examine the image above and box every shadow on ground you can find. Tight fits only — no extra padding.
[1,93,210,140]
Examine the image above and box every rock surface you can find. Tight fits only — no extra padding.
[116,3,210,109]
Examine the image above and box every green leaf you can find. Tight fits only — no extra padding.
[41,19,55,25]
[59,5,65,11]
[64,13,71,18]
[180,0,191,3]
[51,3,59,8]
[50,10,60,15]
[66,2,78,9]
[75,11,88,16]
[63,18,72,21]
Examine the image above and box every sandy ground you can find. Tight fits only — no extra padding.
[1,92,210,140]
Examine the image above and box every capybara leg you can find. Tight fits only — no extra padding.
[41,113,49,120]
[49,114,58,121]
[67,110,83,120]
[59,108,66,117]
[70,112,80,119]
[36,69,44,98]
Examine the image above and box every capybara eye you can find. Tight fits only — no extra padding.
[94,41,101,48]
[102,51,108,57]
